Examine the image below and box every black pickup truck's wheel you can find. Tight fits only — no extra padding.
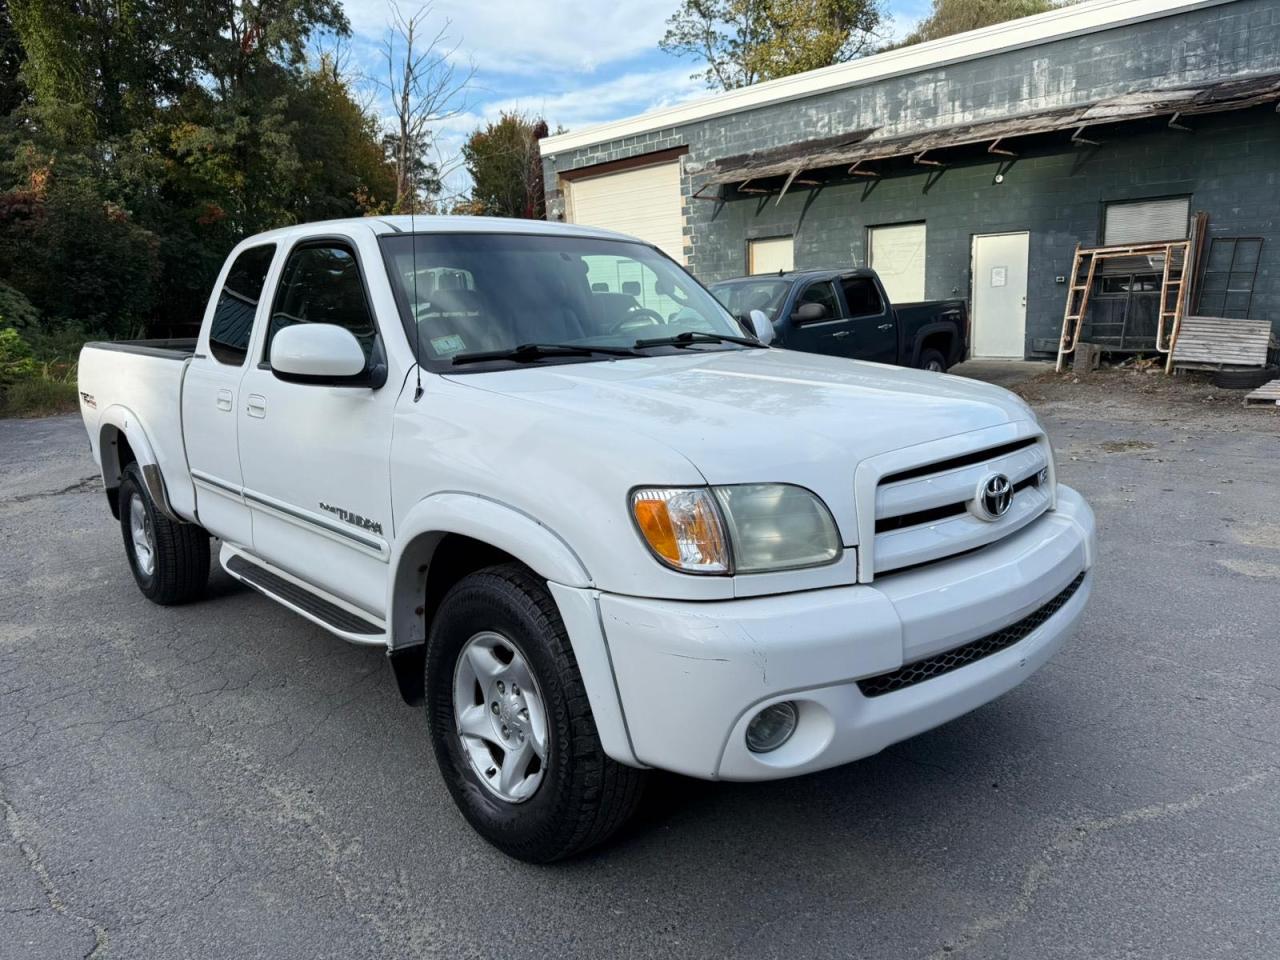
[918,347,947,373]
[425,563,646,862]
[118,463,210,605]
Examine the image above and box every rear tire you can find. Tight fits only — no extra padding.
[119,463,210,605]
[918,347,947,373]
[425,563,646,862]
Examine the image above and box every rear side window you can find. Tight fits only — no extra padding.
[840,277,884,318]
[265,243,377,363]
[209,244,275,365]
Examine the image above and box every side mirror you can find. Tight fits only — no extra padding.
[269,324,383,388]
[747,309,775,345]
[792,301,828,324]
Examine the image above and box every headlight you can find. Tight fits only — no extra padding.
[631,484,841,574]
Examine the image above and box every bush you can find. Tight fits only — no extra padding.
[0,375,79,417]
[0,281,41,331]
[0,326,37,386]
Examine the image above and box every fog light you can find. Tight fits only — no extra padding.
[745,701,798,753]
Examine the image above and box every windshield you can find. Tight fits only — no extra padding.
[379,233,747,370]
[708,279,791,322]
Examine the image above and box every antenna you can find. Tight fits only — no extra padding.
[410,132,423,402]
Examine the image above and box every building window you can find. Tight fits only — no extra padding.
[747,236,794,275]
[1102,197,1190,245]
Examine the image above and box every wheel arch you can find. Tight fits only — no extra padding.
[97,406,178,522]
[910,322,959,367]
[385,493,594,704]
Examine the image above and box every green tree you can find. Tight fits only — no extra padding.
[900,0,1059,45]
[660,0,883,90]
[461,112,548,219]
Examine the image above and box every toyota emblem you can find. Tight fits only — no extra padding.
[976,473,1013,520]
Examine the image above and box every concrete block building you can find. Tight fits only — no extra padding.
[539,0,1280,359]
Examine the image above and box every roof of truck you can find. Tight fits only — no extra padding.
[243,215,639,245]
[710,268,878,285]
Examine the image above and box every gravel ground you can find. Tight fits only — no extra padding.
[1,376,1278,960]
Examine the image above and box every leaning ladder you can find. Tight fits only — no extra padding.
[1055,244,1097,372]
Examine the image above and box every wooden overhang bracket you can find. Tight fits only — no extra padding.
[1071,125,1101,146]
[1168,112,1193,131]
[690,182,723,201]
[987,138,1018,157]
[913,150,945,167]
[848,160,880,177]
[775,168,802,205]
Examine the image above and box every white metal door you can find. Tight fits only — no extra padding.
[181,242,279,548]
[971,232,1029,358]
[868,223,926,302]
[236,236,397,617]
[565,161,684,263]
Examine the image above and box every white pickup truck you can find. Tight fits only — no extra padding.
[78,216,1095,861]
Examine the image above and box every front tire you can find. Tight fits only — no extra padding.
[118,462,210,605]
[425,563,645,862]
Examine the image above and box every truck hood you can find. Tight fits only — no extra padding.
[445,348,1035,540]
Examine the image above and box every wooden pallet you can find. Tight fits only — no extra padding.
[1170,316,1271,370]
[1244,379,1280,406]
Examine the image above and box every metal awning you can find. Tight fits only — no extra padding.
[701,73,1280,196]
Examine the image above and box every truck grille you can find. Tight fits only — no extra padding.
[871,436,1052,576]
[856,572,1085,697]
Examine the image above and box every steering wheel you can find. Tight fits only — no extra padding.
[610,308,666,333]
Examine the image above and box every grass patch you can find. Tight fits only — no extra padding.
[1,376,80,417]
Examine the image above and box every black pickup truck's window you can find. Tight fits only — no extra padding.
[797,281,840,320]
[840,277,884,319]
[265,243,378,363]
[209,244,275,366]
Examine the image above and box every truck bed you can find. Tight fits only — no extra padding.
[83,338,198,360]
[78,339,199,523]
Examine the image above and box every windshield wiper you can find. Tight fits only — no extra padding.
[633,330,766,350]
[451,342,643,366]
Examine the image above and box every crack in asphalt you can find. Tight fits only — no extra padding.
[928,769,1275,959]
[2,475,99,505]
[1,783,110,959]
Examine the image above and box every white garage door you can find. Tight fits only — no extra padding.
[748,236,794,274]
[565,161,684,263]
[869,222,927,303]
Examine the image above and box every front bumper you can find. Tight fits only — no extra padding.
[571,485,1095,781]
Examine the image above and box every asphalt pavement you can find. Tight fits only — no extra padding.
[2,390,1278,960]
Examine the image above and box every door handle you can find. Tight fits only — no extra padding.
[216,389,233,412]
[877,323,893,331]
[831,331,851,339]
[246,394,267,419]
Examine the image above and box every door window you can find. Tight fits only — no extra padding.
[265,243,377,363]
[840,276,884,318]
[797,281,839,321]
[209,244,276,366]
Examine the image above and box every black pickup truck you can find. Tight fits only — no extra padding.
[709,268,968,371]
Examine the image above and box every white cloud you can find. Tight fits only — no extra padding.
[341,0,676,75]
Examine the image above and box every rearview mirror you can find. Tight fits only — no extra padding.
[747,309,775,345]
[792,301,828,324]
[269,323,383,388]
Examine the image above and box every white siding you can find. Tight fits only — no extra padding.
[748,236,795,274]
[869,223,927,303]
[565,161,684,263]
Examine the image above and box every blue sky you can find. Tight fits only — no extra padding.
[338,0,933,193]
